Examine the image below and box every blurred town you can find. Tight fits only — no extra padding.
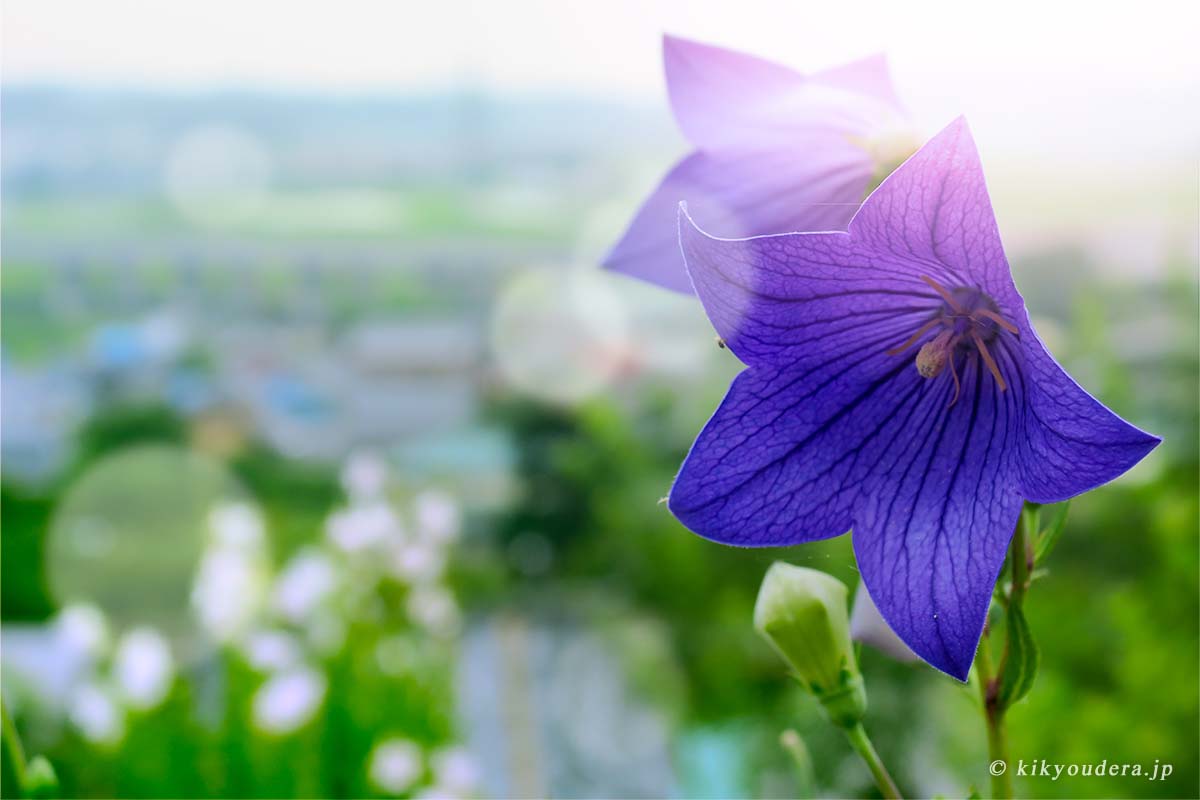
[3,87,684,481]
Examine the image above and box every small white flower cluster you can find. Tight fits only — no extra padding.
[183,453,467,751]
[29,453,477,790]
[191,503,272,643]
[368,739,479,799]
[326,450,464,638]
[52,604,176,746]
[182,502,325,735]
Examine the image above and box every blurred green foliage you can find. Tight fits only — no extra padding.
[5,299,1198,800]
[3,256,1196,799]
[2,403,464,799]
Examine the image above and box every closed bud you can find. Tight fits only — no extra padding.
[754,562,867,727]
[24,756,59,799]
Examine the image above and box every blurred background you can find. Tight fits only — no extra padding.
[2,2,1197,798]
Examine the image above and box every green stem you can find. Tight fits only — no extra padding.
[1011,508,1032,606]
[986,706,1011,800]
[973,633,1011,799]
[2,697,28,798]
[843,722,903,800]
[976,509,1036,799]
[996,510,1031,694]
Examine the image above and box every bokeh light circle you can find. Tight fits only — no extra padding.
[47,444,248,634]
[490,267,633,406]
[164,124,271,228]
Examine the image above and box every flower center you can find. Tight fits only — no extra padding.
[886,276,1018,405]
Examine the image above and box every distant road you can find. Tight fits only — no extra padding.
[1,234,567,273]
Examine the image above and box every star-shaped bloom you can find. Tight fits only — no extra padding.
[604,34,915,293]
[668,118,1160,680]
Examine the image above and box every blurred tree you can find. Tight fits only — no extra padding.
[0,483,55,619]
[69,403,188,476]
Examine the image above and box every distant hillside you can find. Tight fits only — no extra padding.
[1,86,677,198]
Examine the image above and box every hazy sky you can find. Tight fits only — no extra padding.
[6,1,1199,163]
[4,3,1195,93]
[5,0,1199,266]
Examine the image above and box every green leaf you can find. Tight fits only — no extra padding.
[997,603,1039,709]
[1033,502,1070,565]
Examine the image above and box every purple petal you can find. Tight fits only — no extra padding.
[1010,334,1160,503]
[664,35,904,150]
[813,54,905,113]
[606,36,909,293]
[668,356,926,546]
[854,355,1022,681]
[850,117,1022,314]
[604,148,871,293]
[663,34,805,149]
[677,207,940,368]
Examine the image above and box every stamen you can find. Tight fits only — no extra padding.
[887,280,1015,399]
[916,330,955,378]
[919,275,966,314]
[947,350,962,407]
[971,331,1007,391]
[885,317,941,356]
[975,308,1019,334]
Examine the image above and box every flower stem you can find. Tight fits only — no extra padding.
[842,722,903,800]
[975,508,1036,799]
[1010,507,1032,606]
[973,634,1011,799]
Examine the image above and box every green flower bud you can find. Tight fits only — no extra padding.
[754,562,867,727]
[24,755,59,799]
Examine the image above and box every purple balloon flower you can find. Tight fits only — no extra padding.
[604,35,915,293]
[668,117,1160,680]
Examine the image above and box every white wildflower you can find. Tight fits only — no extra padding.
[406,587,460,636]
[113,627,175,710]
[241,629,303,672]
[273,548,338,623]
[191,548,269,641]
[252,666,326,734]
[432,747,478,795]
[389,540,445,585]
[414,490,461,544]
[55,604,110,660]
[368,738,424,794]
[69,683,124,744]
[326,503,402,554]
[342,450,388,501]
[208,502,265,551]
